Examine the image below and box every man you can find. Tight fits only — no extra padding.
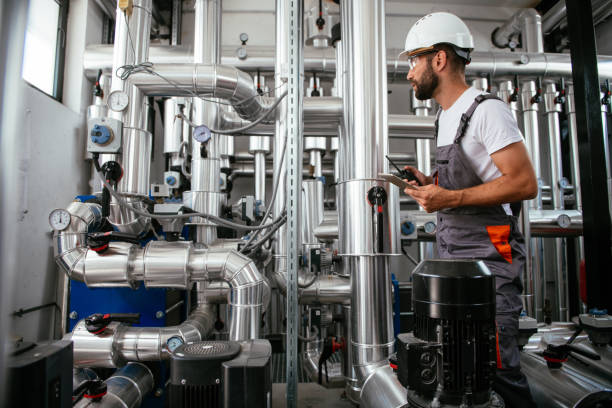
[399,12,538,408]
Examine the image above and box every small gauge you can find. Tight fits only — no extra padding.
[49,209,71,231]
[108,90,129,112]
[557,214,571,229]
[239,33,249,43]
[424,221,437,234]
[193,125,212,143]
[166,336,184,353]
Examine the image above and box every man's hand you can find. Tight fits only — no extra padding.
[403,165,432,186]
[404,184,460,213]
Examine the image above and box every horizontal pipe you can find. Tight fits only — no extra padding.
[74,362,155,408]
[299,274,351,304]
[54,202,265,341]
[68,304,215,368]
[84,45,612,79]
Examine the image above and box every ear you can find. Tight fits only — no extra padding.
[432,50,448,73]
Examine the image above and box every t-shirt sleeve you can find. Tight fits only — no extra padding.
[474,100,524,155]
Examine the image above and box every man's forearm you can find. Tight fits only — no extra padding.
[453,174,537,208]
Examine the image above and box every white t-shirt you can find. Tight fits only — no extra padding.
[436,87,524,215]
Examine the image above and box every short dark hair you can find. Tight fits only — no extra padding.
[433,43,468,73]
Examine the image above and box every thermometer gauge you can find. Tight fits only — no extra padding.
[166,336,184,353]
[48,209,71,231]
[108,90,129,112]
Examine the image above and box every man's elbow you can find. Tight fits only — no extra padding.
[523,176,538,200]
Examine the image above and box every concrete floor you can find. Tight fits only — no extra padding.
[272,383,355,408]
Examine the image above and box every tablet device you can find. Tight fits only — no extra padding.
[378,173,418,190]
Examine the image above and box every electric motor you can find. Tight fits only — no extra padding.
[396,259,500,407]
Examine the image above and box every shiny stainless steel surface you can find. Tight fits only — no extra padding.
[69,305,215,368]
[163,98,182,154]
[299,274,351,304]
[73,362,155,408]
[601,92,612,220]
[191,158,221,193]
[302,180,325,244]
[108,199,150,236]
[542,0,566,33]
[309,150,323,178]
[83,242,138,288]
[143,241,191,288]
[314,213,339,243]
[116,127,152,196]
[85,45,612,80]
[254,151,267,203]
[304,97,342,123]
[337,180,399,256]
[544,82,569,321]
[229,163,335,180]
[521,352,612,408]
[360,365,408,408]
[498,80,521,124]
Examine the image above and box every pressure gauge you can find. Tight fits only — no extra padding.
[557,214,571,229]
[239,33,249,43]
[166,336,184,353]
[236,46,248,60]
[424,221,437,234]
[193,125,212,143]
[49,209,71,231]
[108,90,129,112]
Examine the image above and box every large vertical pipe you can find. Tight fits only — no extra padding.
[499,80,534,316]
[521,9,544,53]
[191,0,222,245]
[412,93,433,261]
[334,40,347,184]
[601,93,612,220]
[544,83,569,321]
[522,80,544,321]
[340,1,405,406]
[249,135,270,205]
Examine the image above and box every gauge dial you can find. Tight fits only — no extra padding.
[193,125,212,143]
[49,209,71,231]
[166,336,184,353]
[239,32,249,43]
[108,90,129,112]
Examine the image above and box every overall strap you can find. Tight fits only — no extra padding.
[454,94,502,144]
[433,107,442,140]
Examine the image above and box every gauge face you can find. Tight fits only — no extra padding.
[49,209,71,231]
[108,90,129,112]
[239,32,249,43]
[236,47,248,60]
[193,125,212,143]
[166,336,184,353]
[424,221,437,234]
[557,214,571,229]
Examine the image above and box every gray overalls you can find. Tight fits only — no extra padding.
[434,94,535,407]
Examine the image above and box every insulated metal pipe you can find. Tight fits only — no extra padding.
[492,9,543,53]
[73,363,155,408]
[340,0,406,406]
[68,305,215,368]
[84,46,612,80]
[544,83,569,321]
[522,80,544,320]
[254,151,267,203]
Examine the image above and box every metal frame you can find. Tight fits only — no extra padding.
[285,0,304,406]
[566,0,612,311]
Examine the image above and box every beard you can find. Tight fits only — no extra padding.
[412,62,438,100]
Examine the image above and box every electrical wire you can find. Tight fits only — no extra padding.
[240,135,289,253]
[92,154,286,231]
[177,90,288,135]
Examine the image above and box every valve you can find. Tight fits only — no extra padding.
[555,77,567,105]
[87,230,140,253]
[310,73,321,97]
[531,77,543,104]
[84,312,140,334]
[509,74,520,103]
[543,340,601,369]
[486,73,492,93]
[99,160,123,219]
[318,336,345,384]
[73,379,107,404]
[93,70,103,98]
[602,79,611,108]
[316,0,325,30]
[90,124,112,145]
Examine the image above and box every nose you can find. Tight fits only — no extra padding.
[407,70,414,81]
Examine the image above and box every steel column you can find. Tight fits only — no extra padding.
[566,0,612,311]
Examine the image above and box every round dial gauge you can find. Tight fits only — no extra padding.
[49,209,71,231]
[166,336,184,353]
[239,32,249,43]
[108,90,129,112]
[193,125,212,143]
[557,214,571,229]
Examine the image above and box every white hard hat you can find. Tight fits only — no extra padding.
[399,12,474,61]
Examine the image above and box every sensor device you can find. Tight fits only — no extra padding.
[378,173,418,191]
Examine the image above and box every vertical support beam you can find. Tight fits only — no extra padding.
[285,0,303,406]
[566,0,612,311]
[171,0,182,46]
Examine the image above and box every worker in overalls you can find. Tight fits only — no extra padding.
[399,12,538,407]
